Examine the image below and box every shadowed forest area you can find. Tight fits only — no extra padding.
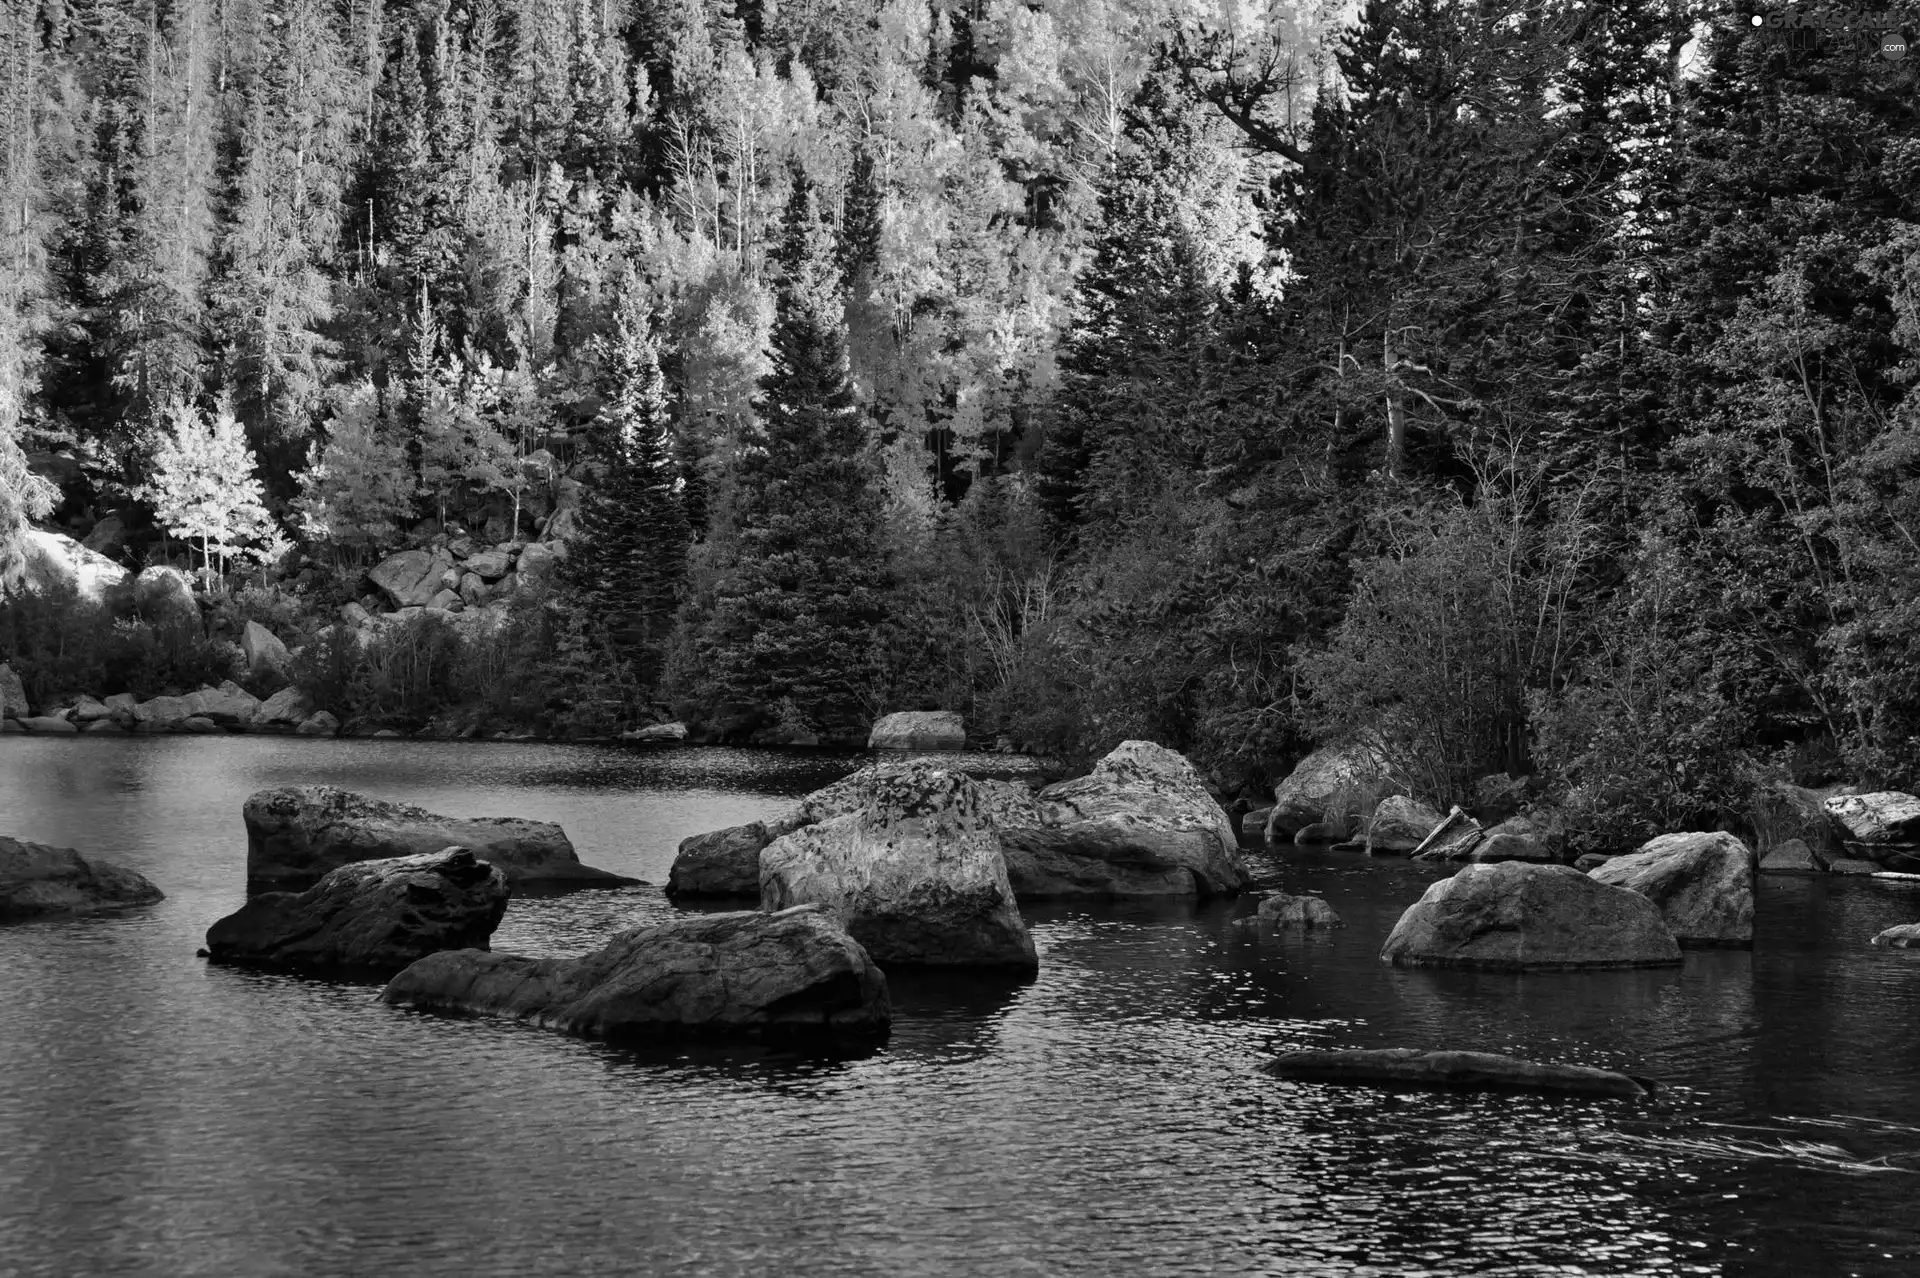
[4,0,1920,849]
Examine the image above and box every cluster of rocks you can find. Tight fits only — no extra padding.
[1758,787,1920,876]
[667,740,1250,907]
[1,664,335,737]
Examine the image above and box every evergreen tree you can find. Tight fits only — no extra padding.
[686,167,888,734]
[294,381,414,561]
[563,285,690,687]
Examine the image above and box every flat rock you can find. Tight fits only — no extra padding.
[867,710,966,751]
[1265,1048,1650,1099]
[1824,792,1920,845]
[622,721,687,742]
[1870,923,1920,948]
[1589,831,1754,948]
[242,785,635,892]
[1828,857,1881,875]
[1,835,164,920]
[18,715,77,734]
[206,847,509,977]
[1381,862,1682,971]
[381,904,890,1045]
[1759,837,1823,875]
[760,763,1037,970]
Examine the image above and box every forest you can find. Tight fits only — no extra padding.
[3,0,1920,851]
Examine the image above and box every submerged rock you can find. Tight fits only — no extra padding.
[1,835,164,920]
[1589,832,1755,948]
[205,847,509,977]
[242,785,635,891]
[382,904,890,1045]
[867,710,966,751]
[1265,1048,1650,1099]
[1381,862,1682,971]
[760,763,1037,970]
[1248,893,1343,929]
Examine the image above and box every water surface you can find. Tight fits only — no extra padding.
[2,737,1918,1276]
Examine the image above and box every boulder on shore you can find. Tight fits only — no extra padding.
[1014,740,1248,898]
[368,548,458,610]
[1759,837,1823,875]
[1824,792,1920,846]
[867,710,966,751]
[22,529,133,604]
[205,847,509,977]
[1381,862,1682,971]
[133,565,197,624]
[242,785,635,891]
[19,715,78,734]
[1265,741,1399,840]
[665,822,772,898]
[1,835,164,920]
[1365,794,1445,854]
[240,620,291,675]
[1588,831,1755,948]
[1,662,29,719]
[622,721,687,742]
[382,904,891,1045]
[760,763,1038,970]
[1265,1047,1650,1099]
[1467,815,1558,863]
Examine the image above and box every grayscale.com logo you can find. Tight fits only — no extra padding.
[1750,8,1909,58]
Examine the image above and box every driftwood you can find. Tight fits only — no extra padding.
[1410,805,1481,860]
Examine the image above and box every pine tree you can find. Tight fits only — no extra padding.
[563,285,690,688]
[0,2,57,596]
[294,381,415,561]
[687,167,888,734]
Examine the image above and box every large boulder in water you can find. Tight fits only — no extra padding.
[1589,832,1754,948]
[867,710,966,751]
[665,822,773,898]
[1381,862,1682,971]
[1365,794,1445,854]
[243,785,635,892]
[760,763,1037,970]
[205,847,509,977]
[1,834,164,920]
[382,904,890,1045]
[1013,740,1248,898]
[1263,740,1400,840]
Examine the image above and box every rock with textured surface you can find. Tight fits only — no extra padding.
[21,530,132,604]
[1759,838,1822,874]
[760,764,1037,970]
[184,680,262,726]
[70,696,112,723]
[666,822,772,898]
[0,663,26,719]
[1,835,164,920]
[465,549,512,580]
[240,621,291,675]
[1249,893,1343,929]
[1365,795,1445,854]
[382,904,890,1045]
[1467,816,1558,863]
[19,715,77,734]
[1264,741,1399,839]
[368,548,457,610]
[133,565,197,623]
[255,687,314,727]
[867,710,966,751]
[1589,832,1754,947]
[131,694,196,728]
[295,711,340,736]
[512,541,563,587]
[243,785,635,892]
[206,847,509,977]
[1824,792,1920,845]
[1013,740,1248,898]
[1266,1048,1649,1099]
[1381,862,1682,971]
[1871,923,1920,948]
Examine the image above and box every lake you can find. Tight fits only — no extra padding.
[2,736,1919,1276]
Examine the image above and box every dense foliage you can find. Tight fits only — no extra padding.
[5,0,1920,844]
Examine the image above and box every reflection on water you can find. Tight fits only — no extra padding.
[1,737,1918,1276]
